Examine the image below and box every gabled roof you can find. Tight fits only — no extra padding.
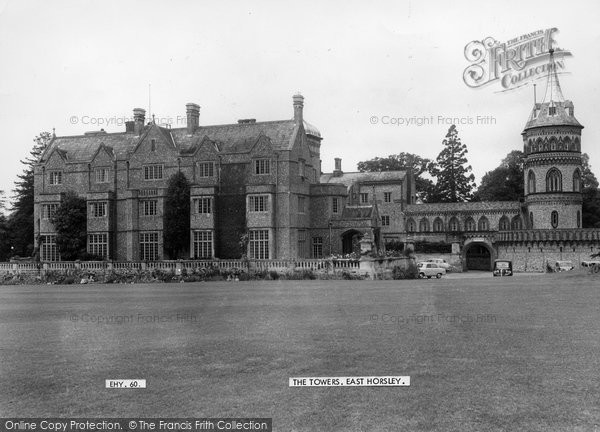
[40,117,311,163]
[171,120,300,153]
[342,205,374,219]
[40,132,139,163]
[320,171,407,189]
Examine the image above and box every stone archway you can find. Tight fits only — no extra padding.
[462,241,495,271]
[341,229,363,255]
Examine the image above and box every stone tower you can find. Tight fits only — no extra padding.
[522,48,583,229]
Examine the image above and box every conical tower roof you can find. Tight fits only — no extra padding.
[524,48,582,130]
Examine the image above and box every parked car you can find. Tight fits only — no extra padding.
[554,261,574,272]
[581,260,600,272]
[417,262,446,279]
[492,259,513,277]
[425,258,451,270]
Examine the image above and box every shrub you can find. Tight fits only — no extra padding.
[392,262,418,279]
[413,241,452,254]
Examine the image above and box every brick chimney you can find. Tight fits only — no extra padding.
[293,93,304,124]
[133,108,146,135]
[186,103,200,134]
[333,158,343,177]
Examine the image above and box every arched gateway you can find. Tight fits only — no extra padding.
[462,240,495,271]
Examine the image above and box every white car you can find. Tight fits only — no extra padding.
[425,258,451,270]
[417,262,446,279]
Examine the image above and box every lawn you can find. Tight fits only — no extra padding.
[0,273,599,431]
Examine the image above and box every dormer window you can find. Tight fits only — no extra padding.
[549,106,556,116]
[254,159,271,175]
[198,162,214,178]
[49,171,62,185]
[144,164,163,180]
[95,167,109,183]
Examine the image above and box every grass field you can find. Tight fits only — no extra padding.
[0,272,599,431]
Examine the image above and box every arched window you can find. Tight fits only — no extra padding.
[529,212,534,228]
[511,216,523,230]
[448,217,460,232]
[499,216,510,231]
[478,216,489,231]
[549,137,557,151]
[573,169,581,192]
[433,217,444,232]
[563,136,571,151]
[535,138,542,152]
[528,170,536,194]
[419,218,430,232]
[577,210,581,228]
[551,211,559,228]
[406,218,416,233]
[574,137,580,151]
[465,217,476,231]
[546,168,562,192]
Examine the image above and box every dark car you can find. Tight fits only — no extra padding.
[493,259,513,277]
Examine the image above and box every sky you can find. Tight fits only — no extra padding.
[1,0,599,208]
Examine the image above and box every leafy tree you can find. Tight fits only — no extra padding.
[0,212,12,261]
[164,171,191,259]
[357,152,435,202]
[429,125,476,202]
[581,153,600,228]
[8,131,52,257]
[473,150,524,201]
[50,191,87,260]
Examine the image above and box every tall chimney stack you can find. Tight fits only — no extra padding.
[293,93,304,124]
[333,158,343,177]
[133,108,146,136]
[186,103,200,134]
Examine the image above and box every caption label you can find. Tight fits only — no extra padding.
[289,376,410,387]
[105,379,146,389]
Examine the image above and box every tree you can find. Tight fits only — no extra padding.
[357,152,435,202]
[473,150,524,201]
[581,153,600,228]
[429,125,476,202]
[0,212,11,261]
[50,191,87,260]
[8,131,52,257]
[164,171,191,259]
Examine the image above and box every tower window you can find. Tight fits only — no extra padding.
[529,212,534,228]
[551,211,559,228]
[549,106,556,116]
[573,170,581,192]
[546,168,562,192]
[527,171,536,194]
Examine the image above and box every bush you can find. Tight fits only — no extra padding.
[413,241,452,254]
[392,262,418,279]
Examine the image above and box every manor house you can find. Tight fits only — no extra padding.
[34,95,414,262]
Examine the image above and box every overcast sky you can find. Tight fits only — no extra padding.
[1,0,599,207]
